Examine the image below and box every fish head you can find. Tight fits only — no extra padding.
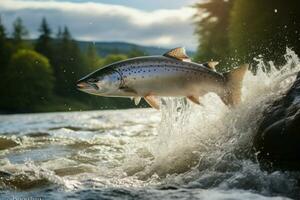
[77,68,122,96]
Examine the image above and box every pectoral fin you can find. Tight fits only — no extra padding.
[144,96,160,110]
[134,97,141,105]
[187,95,202,105]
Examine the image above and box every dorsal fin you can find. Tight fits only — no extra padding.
[163,47,190,61]
[203,61,219,71]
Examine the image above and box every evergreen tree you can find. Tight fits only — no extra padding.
[0,16,5,42]
[12,17,29,48]
[56,26,63,40]
[0,16,14,106]
[194,0,234,70]
[0,16,8,106]
[85,43,102,70]
[53,26,87,96]
[0,16,8,68]
[229,0,300,65]
[35,17,54,59]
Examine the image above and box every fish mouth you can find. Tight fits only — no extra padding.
[76,81,99,92]
[77,82,88,89]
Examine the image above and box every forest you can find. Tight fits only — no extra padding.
[194,0,300,71]
[1,0,300,113]
[0,17,147,113]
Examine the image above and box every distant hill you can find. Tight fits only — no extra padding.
[76,41,195,57]
[29,39,194,57]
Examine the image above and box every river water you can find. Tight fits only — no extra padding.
[1,49,300,199]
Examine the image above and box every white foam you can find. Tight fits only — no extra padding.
[134,48,300,181]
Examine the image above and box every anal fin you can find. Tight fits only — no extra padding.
[144,96,160,110]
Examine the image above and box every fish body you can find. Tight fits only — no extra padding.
[77,47,248,109]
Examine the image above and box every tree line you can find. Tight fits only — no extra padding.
[194,0,300,71]
[0,17,146,113]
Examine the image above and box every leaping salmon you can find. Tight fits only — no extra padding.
[77,47,248,109]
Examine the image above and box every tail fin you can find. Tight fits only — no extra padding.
[222,64,248,106]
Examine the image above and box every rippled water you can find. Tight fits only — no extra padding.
[1,49,300,200]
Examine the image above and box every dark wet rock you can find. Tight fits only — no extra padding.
[0,137,19,150]
[27,132,50,137]
[54,165,95,176]
[49,126,101,132]
[158,185,179,190]
[3,173,51,190]
[0,170,51,190]
[254,72,300,170]
[0,171,12,178]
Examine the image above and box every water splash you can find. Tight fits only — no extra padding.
[128,48,300,196]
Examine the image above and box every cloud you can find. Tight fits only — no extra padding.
[0,0,197,50]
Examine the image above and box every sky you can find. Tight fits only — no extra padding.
[0,0,199,50]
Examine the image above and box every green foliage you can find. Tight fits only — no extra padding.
[102,54,128,66]
[2,49,54,111]
[0,17,6,41]
[0,18,6,68]
[194,0,300,68]
[0,17,14,99]
[12,17,30,49]
[0,16,12,69]
[229,0,300,65]
[35,18,54,59]
[0,17,145,113]
[85,43,102,71]
[52,26,87,96]
[194,0,234,70]
[127,47,146,58]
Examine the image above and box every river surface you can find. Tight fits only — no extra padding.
[1,49,300,200]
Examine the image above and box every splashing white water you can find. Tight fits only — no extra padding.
[130,48,300,183]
